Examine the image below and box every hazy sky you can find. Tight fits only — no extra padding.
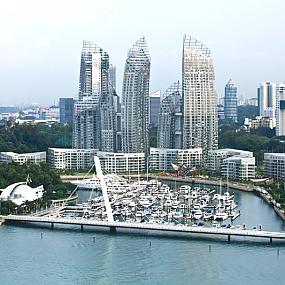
[0,0,284,105]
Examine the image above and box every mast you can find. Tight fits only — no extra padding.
[94,156,114,223]
[146,156,149,182]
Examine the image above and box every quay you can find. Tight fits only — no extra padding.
[135,174,254,192]
[4,214,285,243]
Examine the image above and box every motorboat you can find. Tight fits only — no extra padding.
[214,212,228,221]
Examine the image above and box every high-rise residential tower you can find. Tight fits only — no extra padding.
[276,83,285,136]
[257,82,276,118]
[182,35,218,160]
[224,79,238,123]
[121,37,151,155]
[157,81,182,149]
[73,40,118,152]
[150,91,161,127]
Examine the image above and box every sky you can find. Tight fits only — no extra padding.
[0,0,285,105]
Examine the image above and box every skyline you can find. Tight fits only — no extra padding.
[1,0,285,105]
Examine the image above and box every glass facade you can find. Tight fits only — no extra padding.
[59,98,74,124]
[73,41,118,152]
[157,81,182,149]
[182,35,218,161]
[121,37,151,155]
[224,79,237,123]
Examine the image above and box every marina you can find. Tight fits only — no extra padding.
[1,175,285,285]
[2,157,285,244]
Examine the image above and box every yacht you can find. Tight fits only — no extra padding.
[193,210,203,220]
[214,212,228,221]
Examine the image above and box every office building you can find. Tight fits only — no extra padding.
[59,98,74,124]
[224,79,237,122]
[257,82,276,118]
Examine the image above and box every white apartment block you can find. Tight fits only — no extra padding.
[243,116,276,130]
[0,151,46,164]
[48,148,97,170]
[221,156,256,180]
[208,148,254,172]
[149,148,202,171]
[264,153,285,180]
[258,82,276,118]
[97,151,145,174]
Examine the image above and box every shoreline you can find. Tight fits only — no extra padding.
[138,174,285,221]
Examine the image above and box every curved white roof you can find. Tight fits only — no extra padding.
[0,182,44,205]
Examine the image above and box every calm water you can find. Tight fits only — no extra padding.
[1,184,285,285]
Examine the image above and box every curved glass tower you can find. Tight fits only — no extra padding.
[78,40,110,102]
[73,40,117,152]
[157,81,182,149]
[121,37,151,154]
[182,35,218,160]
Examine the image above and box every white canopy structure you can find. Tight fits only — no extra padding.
[0,182,44,205]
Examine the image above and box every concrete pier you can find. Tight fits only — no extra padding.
[4,215,285,243]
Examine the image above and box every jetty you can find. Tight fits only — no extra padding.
[4,214,285,243]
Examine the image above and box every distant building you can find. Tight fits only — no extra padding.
[221,156,255,180]
[39,106,60,121]
[247,98,258,106]
[48,148,97,169]
[149,147,202,171]
[150,91,161,127]
[97,151,145,174]
[243,116,276,130]
[0,152,46,164]
[73,100,100,149]
[224,79,237,123]
[276,83,285,136]
[264,153,285,180]
[257,82,276,118]
[59,98,74,124]
[217,104,225,121]
[208,148,254,172]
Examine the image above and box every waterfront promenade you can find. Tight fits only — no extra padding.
[3,214,285,243]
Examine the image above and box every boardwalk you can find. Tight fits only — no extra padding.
[4,214,285,243]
